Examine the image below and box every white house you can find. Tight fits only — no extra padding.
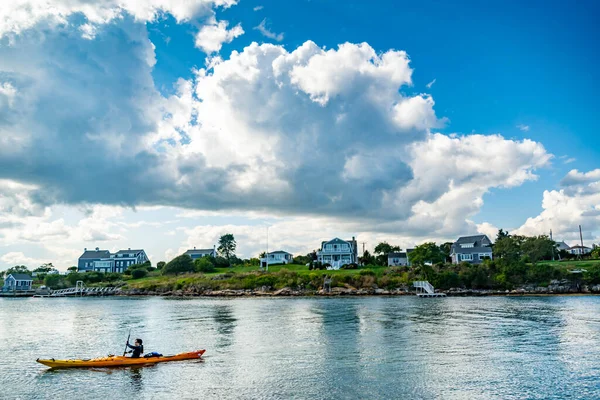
[317,237,358,269]
[184,247,217,260]
[568,245,592,255]
[2,273,33,292]
[450,235,493,264]
[556,241,571,252]
[260,251,293,267]
[387,251,413,267]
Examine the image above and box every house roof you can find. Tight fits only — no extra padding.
[79,250,111,259]
[455,235,491,245]
[8,273,33,281]
[269,250,292,255]
[388,252,407,258]
[114,249,144,255]
[185,248,214,254]
[569,245,591,250]
[322,238,351,246]
[556,241,571,250]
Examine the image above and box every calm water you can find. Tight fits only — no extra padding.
[2,296,600,399]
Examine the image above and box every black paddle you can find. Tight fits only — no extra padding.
[122,328,131,356]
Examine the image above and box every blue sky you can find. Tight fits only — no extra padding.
[0,0,598,270]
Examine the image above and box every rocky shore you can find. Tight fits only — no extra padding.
[117,281,600,298]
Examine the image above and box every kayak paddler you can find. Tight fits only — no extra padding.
[126,338,144,358]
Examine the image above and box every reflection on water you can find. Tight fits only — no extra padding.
[2,296,600,399]
[128,368,143,391]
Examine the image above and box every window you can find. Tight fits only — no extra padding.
[460,243,474,248]
[461,254,473,261]
[480,253,491,260]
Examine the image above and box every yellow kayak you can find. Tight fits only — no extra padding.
[37,350,206,369]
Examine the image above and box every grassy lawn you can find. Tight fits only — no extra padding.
[123,263,392,290]
[536,259,600,269]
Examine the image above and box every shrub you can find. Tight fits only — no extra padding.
[195,257,216,273]
[131,269,148,279]
[163,255,195,275]
[341,263,358,270]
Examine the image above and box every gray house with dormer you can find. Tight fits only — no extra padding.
[450,235,493,264]
[184,247,217,260]
[78,248,149,273]
[317,237,358,269]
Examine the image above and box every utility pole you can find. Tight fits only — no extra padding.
[579,225,584,260]
[266,226,269,272]
[361,242,366,255]
[550,229,554,261]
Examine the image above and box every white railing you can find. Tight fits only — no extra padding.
[49,284,120,297]
[413,281,434,294]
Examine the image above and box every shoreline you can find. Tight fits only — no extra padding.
[112,287,600,298]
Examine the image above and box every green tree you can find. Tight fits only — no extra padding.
[521,235,555,265]
[67,266,77,272]
[591,247,600,259]
[163,255,195,275]
[409,243,445,266]
[359,250,376,266]
[496,229,510,242]
[374,242,400,256]
[156,261,166,270]
[218,233,237,266]
[44,274,64,289]
[439,242,453,262]
[494,234,521,263]
[5,265,31,276]
[373,242,400,266]
[194,257,216,273]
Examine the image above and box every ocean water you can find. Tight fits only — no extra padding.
[1,296,600,399]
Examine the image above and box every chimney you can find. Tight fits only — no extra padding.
[84,248,87,251]
[194,246,196,250]
[95,247,99,251]
[128,248,131,250]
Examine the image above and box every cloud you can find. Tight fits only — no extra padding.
[560,169,600,188]
[0,252,46,267]
[254,18,284,41]
[516,169,600,243]
[0,0,238,39]
[426,78,436,88]
[195,20,244,53]
[0,11,556,264]
[517,124,530,132]
[253,6,264,11]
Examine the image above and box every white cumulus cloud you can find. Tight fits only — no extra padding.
[195,20,244,53]
[516,169,600,243]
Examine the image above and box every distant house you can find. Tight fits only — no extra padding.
[184,247,217,260]
[260,251,293,267]
[451,235,493,264]
[78,248,111,272]
[387,250,413,267]
[556,241,571,252]
[77,248,149,273]
[568,245,592,255]
[317,237,358,269]
[2,273,33,292]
